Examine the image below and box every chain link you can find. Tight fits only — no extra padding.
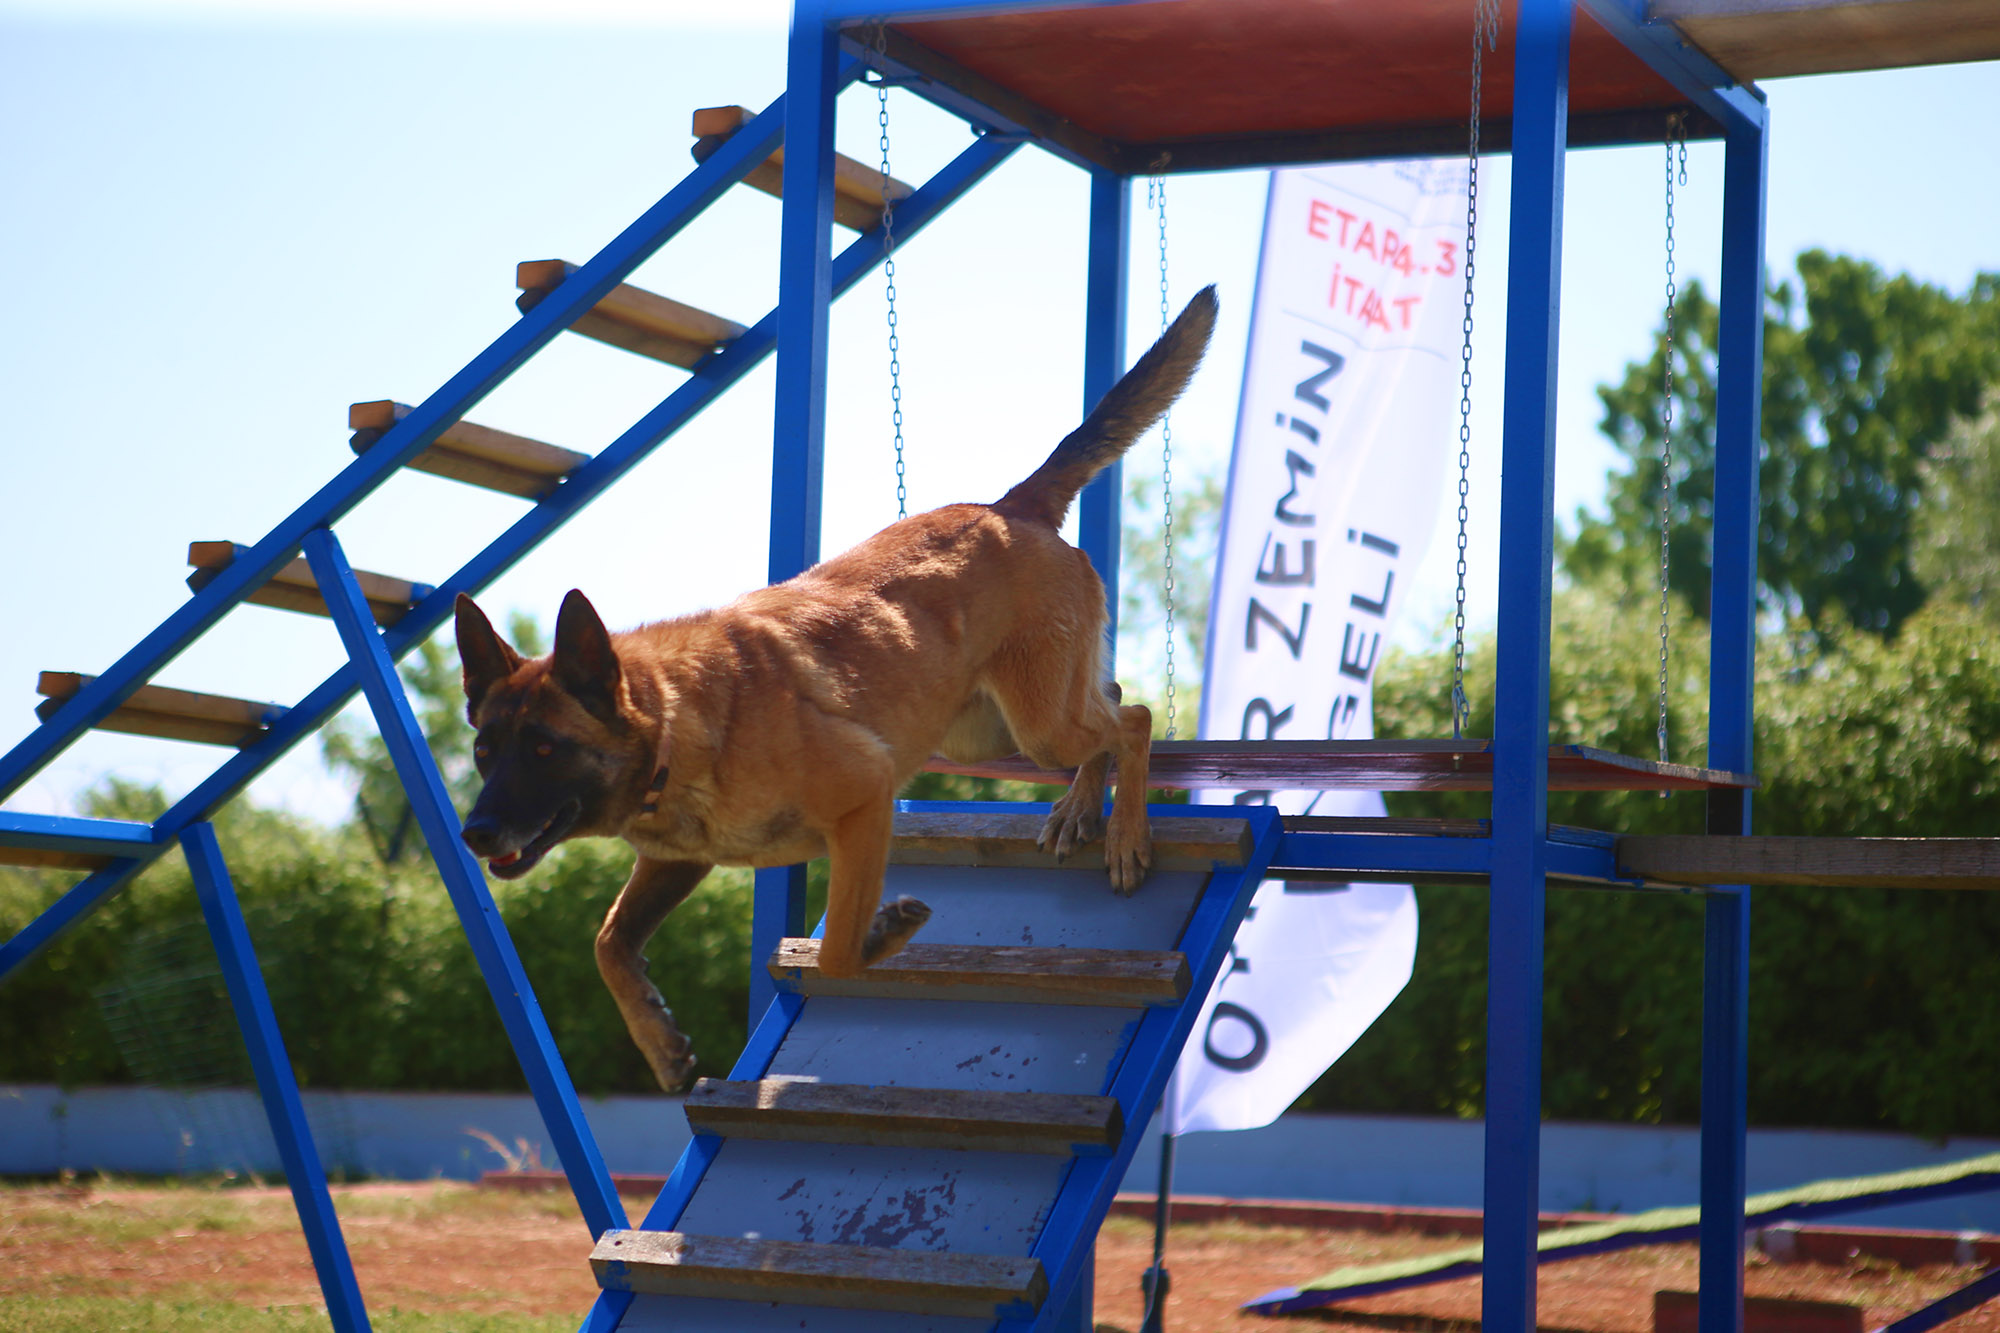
[1452,0,1501,740]
[1149,174,1178,742]
[875,23,907,521]
[1656,111,1686,767]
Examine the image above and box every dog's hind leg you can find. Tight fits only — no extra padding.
[596,856,711,1092]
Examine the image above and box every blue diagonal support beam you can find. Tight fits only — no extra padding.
[303,526,627,1241]
[1577,0,1767,137]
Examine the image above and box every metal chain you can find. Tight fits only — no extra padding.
[1452,0,1501,740]
[1150,174,1178,742]
[1657,112,1686,766]
[875,23,906,521]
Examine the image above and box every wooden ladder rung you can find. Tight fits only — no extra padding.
[348,401,588,500]
[684,1077,1123,1156]
[590,1229,1046,1319]
[186,542,427,627]
[691,103,916,232]
[35,672,285,748]
[891,809,1251,871]
[514,260,746,369]
[769,939,1190,1007]
[0,845,114,872]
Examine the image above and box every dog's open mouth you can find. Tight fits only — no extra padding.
[485,799,580,880]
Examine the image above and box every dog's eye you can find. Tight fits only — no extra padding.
[473,744,491,761]
[535,742,554,758]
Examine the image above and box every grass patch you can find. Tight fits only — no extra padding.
[0,1297,576,1332]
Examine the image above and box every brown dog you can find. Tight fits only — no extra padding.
[453,286,1217,1090]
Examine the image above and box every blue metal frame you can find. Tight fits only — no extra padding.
[1484,3,1570,1329]
[1078,166,1129,652]
[183,821,372,1333]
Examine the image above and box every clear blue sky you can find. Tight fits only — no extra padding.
[2,1,1996,822]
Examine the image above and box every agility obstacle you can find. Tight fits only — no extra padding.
[7,2,2000,1332]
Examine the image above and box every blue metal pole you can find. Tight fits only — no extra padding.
[1486,1,1570,1330]
[1699,103,1768,1333]
[300,527,627,1241]
[752,0,842,1028]
[1079,167,1129,655]
[182,822,371,1333]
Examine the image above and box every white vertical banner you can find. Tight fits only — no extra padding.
[1170,160,1469,1136]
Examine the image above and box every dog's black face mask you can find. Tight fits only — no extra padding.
[455,590,630,879]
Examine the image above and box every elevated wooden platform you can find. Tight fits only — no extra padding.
[924,740,1758,793]
[889,808,1251,870]
[868,0,2000,171]
[770,939,1191,1007]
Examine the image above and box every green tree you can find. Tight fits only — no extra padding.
[1568,252,2000,634]
[1911,396,2000,621]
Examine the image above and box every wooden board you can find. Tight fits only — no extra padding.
[924,739,1757,793]
[591,1229,1046,1320]
[35,672,282,748]
[690,103,916,232]
[515,260,747,369]
[1661,0,2000,81]
[186,542,420,627]
[348,400,586,500]
[1618,836,2000,890]
[769,938,1188,1007]
[684,1077,1122,1155]
[0,845,112,871]
[889,809,1249,870]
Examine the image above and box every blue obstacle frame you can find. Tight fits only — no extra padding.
[0,3,1776,1332]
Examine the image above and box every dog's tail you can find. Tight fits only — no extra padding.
[995,284,1218,527]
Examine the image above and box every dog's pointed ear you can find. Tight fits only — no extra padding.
[454,593,522,719]
[553,588,622,723]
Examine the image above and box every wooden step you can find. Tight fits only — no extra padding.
[590,1229,1045,1319]
[348,401,587,500]
[769,939,1189,1007]
[691,103,915,232]
[186,542,426,627]
[684,1077,1123,1156]
[890,809,1251,871]
[514,260,746,369]
[35,672,284,748]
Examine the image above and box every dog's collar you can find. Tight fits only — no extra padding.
[639,764,669,814]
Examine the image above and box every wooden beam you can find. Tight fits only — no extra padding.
[34,672,284,748]
[515,260,747,369]
[186,541,423,627]
[890,809,1250,871]
[769,939,1190,1007]
[690,103,915,232]
[348,401,587,500]
[590,1229,1046,1319]
[684,1077,1123,1155]
[1618,836,2000,891]
[0,845,113,872]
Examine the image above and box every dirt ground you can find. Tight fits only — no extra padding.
[2,1179,1996,1333]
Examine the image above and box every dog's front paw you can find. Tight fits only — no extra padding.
[1038,800,1105,862]
[636,997,698,1092]
[863,895,932,965]
[1105,822,1153,896]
